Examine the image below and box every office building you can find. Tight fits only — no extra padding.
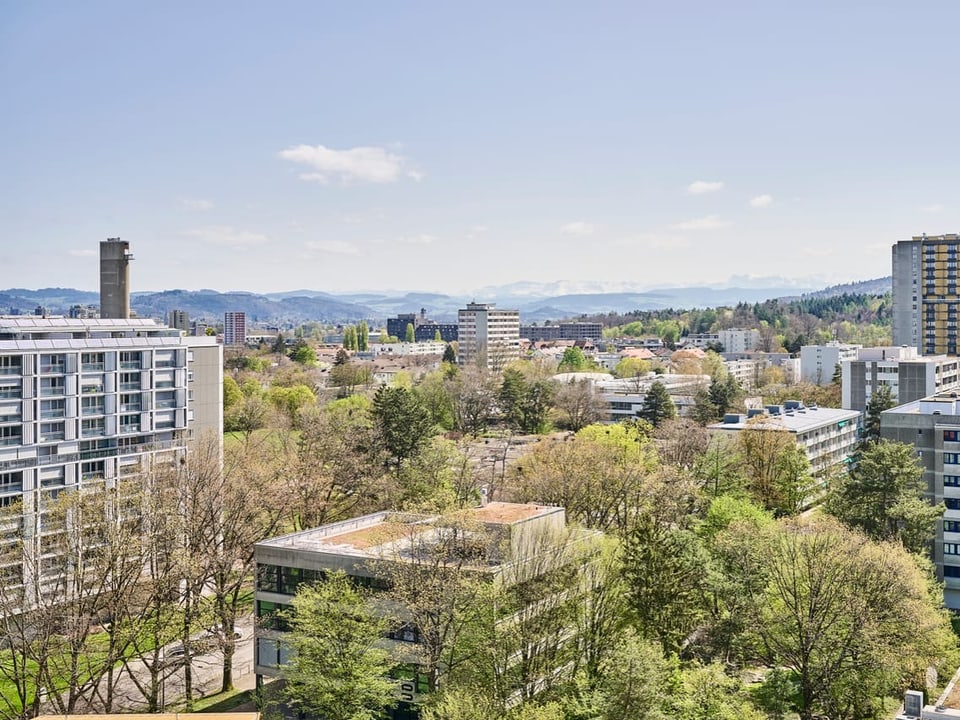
[841,346,960,412]
[892,234,960,354]
[520,322,602,343]
[880,393,960,609]
[386,309,458,343]
[254,502,596,716]
[708,402,861,475]
[0,316,222,608]
[99,238,133,319]
[457,303,520,370]
[223,312,246,346]
[799,342,862,385]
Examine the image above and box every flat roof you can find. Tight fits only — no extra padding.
[709,406,861,433]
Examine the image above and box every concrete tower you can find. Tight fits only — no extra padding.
[99,237,133,319]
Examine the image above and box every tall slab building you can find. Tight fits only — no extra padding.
[893,234,960,355]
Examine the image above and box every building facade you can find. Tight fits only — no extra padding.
[457,303,520,370]
[223,311,246,347]
[0,316,222,607]
[841,346,960,412]
[254,502,596,716]
[99,238,133,320]
[718,328,760,353]
[893,234,960,354]
[520,322,603,342]
[708,402,861,475]
[387,310,458,343]
[880,394,960,609]
[167,309,190,333]
[799,342,862,385]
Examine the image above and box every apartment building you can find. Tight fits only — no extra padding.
[708,402,861,475]
[457,303,520,370]
[223,311,246,346]
[520,322,603,342]
[892,234,960,354]
[254,502,596,716]
[799,342,862,385]
[0,316,222,607]
[841,346,960,412]
[718,328,760,353]
[880,393,960,609]
[387,310,458,343]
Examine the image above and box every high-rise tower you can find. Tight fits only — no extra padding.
[893,234,960,355]
[99,237,133,319]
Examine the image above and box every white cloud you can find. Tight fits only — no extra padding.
[406,170,425,182]
[279,144,407,184]
[749,194,773,208]
[687,180,724,195]
[560,221,596,236]
[670,215,731,231]
[180,198,214,211]
[922,204,944,213]
[183,225,268,247]
[68,249,96,257]
[304,240,361,255]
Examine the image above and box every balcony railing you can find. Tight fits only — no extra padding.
[81,363,105,372]
[0,367,22,376]
[118,382,140,391]
[81,405,105,416]
[120,403,142,413]
[39,364,65,375]
[40,387,65,397]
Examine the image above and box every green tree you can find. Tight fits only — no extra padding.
[708,375,742,416]
[271,331,285,354]
[372,386,435,473]
[222,375,242,413]
[434,328,443,342]
[500,369,555,434]
[614,357,651,379]
[265,383,316,423]
[637,381,676,427]
[288,338,318,366]
[861,384,895,445]
[343,326,358,351]
[558,346,589,372]
[593,629,674,720]
[358,320,369,351]
[825,439,942,554]
[443,343,457,364]
[280,572,397,720]
[691,387,719,425]
[405,322,416,343]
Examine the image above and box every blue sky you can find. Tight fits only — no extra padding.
[2,1,958,295]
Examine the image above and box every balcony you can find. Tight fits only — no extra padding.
[0,366,22,376]
[120,403,142,413]
[39,431,65,443]
[118,382,141,392]
[81,405,105,416]
[119,361,142,370]
[39,364,65,375]
[81,363,105,372]
[39,409,64,420]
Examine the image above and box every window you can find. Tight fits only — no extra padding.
[946,430,960,442]
[946,521,960,533]
[946,476,960,487]
[256,600,293,631]
[0,384,20,400]
[40,399,65,419]
[0,356,22,375]
[156,390,177,409]
[81,396,105,416]
[945,544,960,555]
[119,351,141,369]
[946,453,960,465]
[81,352,105,372]
[945,565,960,578]
[40,377,65,396]
[39,422,65,443]
[120,414,140,434]
[120,393,142,413]
[0,472,23,494]
[81,418,105,438]
[119,372,140,390]
[39,354,66,374]
[0,426,22,447]
[81,461,104,481]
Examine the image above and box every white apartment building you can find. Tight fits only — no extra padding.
[457,303,520,370]
[841,346,960,412]
[367,341,447,357]
[799,342,862,385]
[0,316,222,606]
[708,401,861,475]
[718,328,760,353]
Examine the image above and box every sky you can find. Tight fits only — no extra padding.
[2,1,959,296]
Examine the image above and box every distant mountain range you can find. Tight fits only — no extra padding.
[0,278,892,326]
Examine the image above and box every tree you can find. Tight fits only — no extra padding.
[500,369,554,434]
[265,383,316,424]
[447,367,497,436]
[655,418,709,469]
[552,378,607,431]
[343,326,358,350]
[271,331,285,354]
[288,338,318,366]
[222,375,242,413]
[405,322,416,343]
[558,347,589,372]
[825,439,942,554]
[372,386,435,474]
[334,347,350,365]
[329,359,374,397]
[613,357,651,380]
[637,381,676,427]
[280,572,397,720]
[434,328,442,342]
[443,343,457,364]
[708,375,742,416]
[736,420,814,515]
[862,384,895,445]
[690,387,719,425]
[358,320,370,351]
[751,517,957,720]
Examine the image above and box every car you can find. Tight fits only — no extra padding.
[164,645,187,661]
[201,625,242,641]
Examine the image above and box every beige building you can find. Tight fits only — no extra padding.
[892,234,960,355]
[457,302,520,370]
